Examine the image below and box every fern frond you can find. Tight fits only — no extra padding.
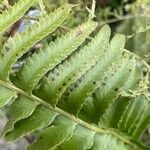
[2,96,38,135]
[0,4,149,149]
[133,100,150,139]
[0,4,72,81]
[58,34,126,115]
[118,95,150,139]
[0,0,36,33]
[28,115,77,150]
[0,85,16,108]
[4,105,58,140]
[0,89,139,149]
[95,58,135,118]
[122,69,142,92]
[90,134,132,150]
[98,69,142,128]
[35,24,111,106]
[13,21,98,92]
[97,81,150,140]
[79,58,135,124]
[0,82,148,149]
[98,97,131,129]
[56,124,95,150]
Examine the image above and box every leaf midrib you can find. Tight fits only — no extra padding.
[0,79,140,148]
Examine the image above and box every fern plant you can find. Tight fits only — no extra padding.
[0,0,150,149]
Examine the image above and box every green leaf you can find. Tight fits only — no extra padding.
[90,134,131,150]
[0,85,16,108]
[28,115,76,150]
[59,124,95,150]
[0,70,146,150]
[118,95,150,139]
[133,101,150,139]
[35,24,110,106]
[95,58,135,119]
[2,96,38,136]
[4,105,58,140]
[0,4,149,148]
[0,0,36,33]
[122,69,142,92]
[0,4,72,81]
[58,34,126,115]
[79,57,135,124]
[14,21,98,92]
[98,69,142,129]
[98,97,131,129]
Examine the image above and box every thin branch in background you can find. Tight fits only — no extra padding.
[98,14,150,26]
[124,49,150,73]
[86,0,96,20]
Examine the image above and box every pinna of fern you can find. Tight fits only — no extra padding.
[0,0,150,150]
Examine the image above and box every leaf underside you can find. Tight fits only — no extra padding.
[0,1,149,150]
